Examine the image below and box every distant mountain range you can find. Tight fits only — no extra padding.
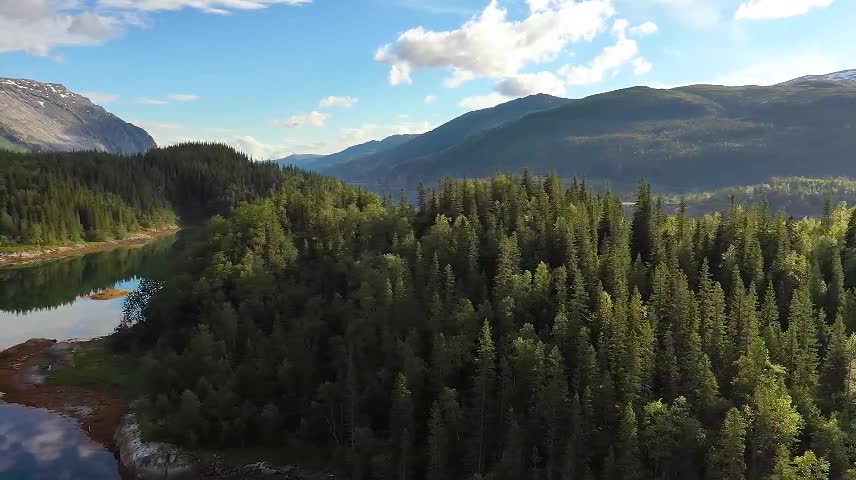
[300,70,856,194]
[0,78,155,155]
[273,134,418,171]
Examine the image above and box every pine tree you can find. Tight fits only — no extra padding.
[708,407,748,480]
[471,320,497,475]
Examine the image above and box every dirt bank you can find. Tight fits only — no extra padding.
[90,288,132,301]
[0,338,127,448]
[0,226,180,266]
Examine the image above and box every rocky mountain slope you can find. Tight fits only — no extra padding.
[0,78,155,155]
[780,69,856,85]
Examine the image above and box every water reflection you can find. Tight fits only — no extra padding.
[0,283,137,351]
[0,234,178,350]
[0,235,176,314]
[0,403,119,479]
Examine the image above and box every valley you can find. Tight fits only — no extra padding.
[3,72,856,480]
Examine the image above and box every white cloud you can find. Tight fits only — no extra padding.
[424,95,438,103]
[0,0,309,56]
[140,98,169,105]
[230,135,292,160]
[0,3,120,56]
[712,51,845,86]
[620,0,721,29]
[96,0,312,14]
[559,19,650,85]
[632,58,653,75]
[629,21,658,36]
[496,71,567,97]
[167,93,199,101]
[375,0,615,87]
[318,96,358,108]
[735,0,833,20]
[81,91,120,104]
[458,93,512,110]
[131,120,185,145]
[273,111,330,128]
[336,121,433,148]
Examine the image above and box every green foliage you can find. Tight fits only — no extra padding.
[115,175,856,480]
[0,142,281,246]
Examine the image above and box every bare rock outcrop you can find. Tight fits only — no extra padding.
[0,78,156,155]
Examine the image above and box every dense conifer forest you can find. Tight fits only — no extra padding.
[115,169,856,480]
[0,144,282,246]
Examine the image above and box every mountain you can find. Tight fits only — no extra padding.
[0,78,156,155]
[780,69,856,86]
[330,81,856,194]
[274,153,323,167]
[327,93,572,181]
[273,134,418,171]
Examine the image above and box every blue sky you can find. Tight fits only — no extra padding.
[0,0,853,159]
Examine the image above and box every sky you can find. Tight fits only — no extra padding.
[0,0,853,160]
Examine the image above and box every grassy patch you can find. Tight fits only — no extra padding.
[47,340,143,397]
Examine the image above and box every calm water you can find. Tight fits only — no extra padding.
[0,403,120,479]
[0,235,177,351]
[0,236,179,479]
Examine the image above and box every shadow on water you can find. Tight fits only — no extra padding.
[0,403,120,479]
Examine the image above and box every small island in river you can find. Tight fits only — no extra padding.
[89,288,132,301]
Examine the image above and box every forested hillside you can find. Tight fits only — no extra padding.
[329,83,856,195]
[0,144,282,246]
[117,172,856,480]
[676,177,856,217]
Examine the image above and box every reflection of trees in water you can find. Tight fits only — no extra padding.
[0,235,177,313]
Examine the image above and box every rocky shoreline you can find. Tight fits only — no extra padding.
[0,338,335,480]
[0,226,180,266]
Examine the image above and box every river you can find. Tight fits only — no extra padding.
[0,234,179,479]
[0,234,178,350]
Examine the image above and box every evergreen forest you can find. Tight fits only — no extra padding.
[112,168,856,480]
[0,143,282,246]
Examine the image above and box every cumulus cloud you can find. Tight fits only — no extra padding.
[81,91,120,103]
[0,0,310,56]
[559,19,651,85]
[336,121,433,148]
[318,96,358,108]
[458,93,512,110]
[273,111,330,128]
[96,0,312,14]
[619,0,721,29]
[712,50,845,86]
[629,21,658,36]
[167,93,199,101]
[424,95,437,104]
[0,2,120,56]
[735,0,834,20]
[230,135,292,160]
[375,0,615,87]
[496,71,567,97]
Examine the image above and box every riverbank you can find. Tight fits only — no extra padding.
[0,338,128,448]
[0,226,180,266]
[0,338,337,480]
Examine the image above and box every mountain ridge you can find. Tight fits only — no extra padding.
[326,77,856,194]
[0,77,155,155]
